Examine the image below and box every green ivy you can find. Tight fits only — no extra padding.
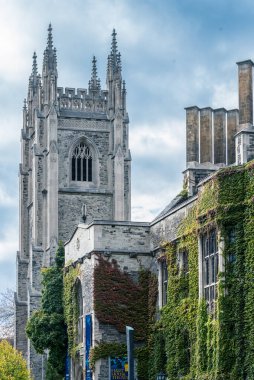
[156,161,254,379]
[26,241,67,379]
[63,264,80,357]
[89,342,127,370]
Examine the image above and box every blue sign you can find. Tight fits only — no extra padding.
[65,354,70,380]
[110,356,128,380]
[85,314,92,380]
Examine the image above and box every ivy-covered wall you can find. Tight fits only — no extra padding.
[92,255,158,380]
[63,255,158,380]
[155,162,254,380]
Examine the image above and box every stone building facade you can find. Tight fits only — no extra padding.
[15,24,254,380]
[63,57,254,379]
[15,25,131,378]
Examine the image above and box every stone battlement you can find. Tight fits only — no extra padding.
[57,87,108,113]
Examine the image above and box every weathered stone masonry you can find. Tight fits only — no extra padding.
[15,25,131,379]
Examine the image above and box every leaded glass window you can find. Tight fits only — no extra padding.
[161,260,168,306]
[202,229,218,312]
[179,250,189,275]
[72,142,92,182]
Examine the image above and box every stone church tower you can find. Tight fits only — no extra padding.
[15,25,131,377]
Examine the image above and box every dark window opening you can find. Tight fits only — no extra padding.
[71,142,92,182]
[182,251,189,275]
[161,260,168,306]
[72,157,75,181]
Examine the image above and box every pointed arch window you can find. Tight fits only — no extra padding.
[71,142,92,182]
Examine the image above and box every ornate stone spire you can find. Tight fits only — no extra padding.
[29,52,40,95]
[88,56,101,93]
[32,52,38,76]
[111,29,118,57]
[47,23,53,50]
[42,23,57,104]
[108,29,121,76]
[43,23,57,74]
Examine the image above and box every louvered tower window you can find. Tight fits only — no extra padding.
[72,142,92,182]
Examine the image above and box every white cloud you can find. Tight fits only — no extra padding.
[131,182,182,222]
[0,2,40,83]
[0,226,18,263]
[130,119,185,158]
[211,81,238,110]
[0,115,20,148]
[0,183,18,207]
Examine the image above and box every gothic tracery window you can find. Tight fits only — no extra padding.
[71,142,92,182]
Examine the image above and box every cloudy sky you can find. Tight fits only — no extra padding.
[1,0,254,292]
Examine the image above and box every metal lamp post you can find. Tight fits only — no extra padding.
[126,326,134,380]
[156,371,167,380]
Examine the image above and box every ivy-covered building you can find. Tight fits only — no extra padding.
[16,23,254,380]
[64,59,254,380]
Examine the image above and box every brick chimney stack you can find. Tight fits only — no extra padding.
[237,60,254,127]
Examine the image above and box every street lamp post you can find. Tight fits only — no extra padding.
[156,371,167,380]
[126,326,134,380]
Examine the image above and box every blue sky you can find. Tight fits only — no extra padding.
[0,0,254,292]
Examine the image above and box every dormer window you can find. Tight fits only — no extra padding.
[71,142,92,182]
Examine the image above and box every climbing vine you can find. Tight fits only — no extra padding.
[63,265,80,357]
[94,256,157,340]
[26,241,67,379]
[157,161,254,379]
[92,256,158,379]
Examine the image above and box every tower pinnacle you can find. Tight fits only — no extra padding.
[92,56,97,81]
[42,23,57,104]
[111,29,118,57]
[108,29,121,76]
[89,56,100,93]
[47,23,53,50]
[32,52,38,76]
[29,52,40,95]
[43,23,57,73]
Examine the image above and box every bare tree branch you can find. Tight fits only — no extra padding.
[0,288,14,339]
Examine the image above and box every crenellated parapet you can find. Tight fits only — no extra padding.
[57,87,108,114]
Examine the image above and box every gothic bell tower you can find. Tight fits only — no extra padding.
[15,25,131,379]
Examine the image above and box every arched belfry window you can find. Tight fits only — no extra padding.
[72,142,92,182]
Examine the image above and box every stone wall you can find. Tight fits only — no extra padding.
[150,198,196,249]
[65,221,152,380]
[59,193,113,243]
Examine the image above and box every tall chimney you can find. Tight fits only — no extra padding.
[237,60,254,126]
[185,106,199,164]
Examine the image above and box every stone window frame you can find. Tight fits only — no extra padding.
[69,136,100,189]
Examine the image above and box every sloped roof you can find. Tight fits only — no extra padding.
[152,194,188,223]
